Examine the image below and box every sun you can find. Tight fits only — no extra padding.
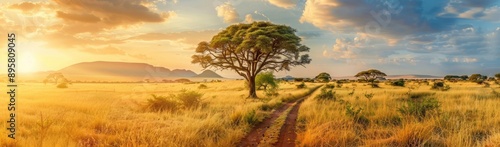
[18,52,39,73]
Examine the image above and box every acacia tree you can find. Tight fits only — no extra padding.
[355,69,387,87]
[192,22,311,98]
[315,72,332,83]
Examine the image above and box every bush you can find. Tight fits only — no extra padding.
[431,81,450,91]
[144,91,203,112]
[296,82,307,89]
[177,91,203,109]
[315,89,336,100]
[144,95,178,112]
[345,104,369,127]
[325,84,335,89]
[198,84,208,89]
[265,88,279,97]
[57,83,68,88]
[391,79,405,87]
[398,97,440,120]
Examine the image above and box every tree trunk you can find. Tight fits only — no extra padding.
[248,76,258,98]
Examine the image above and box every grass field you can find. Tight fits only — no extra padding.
[1,80,499,146]
[0,81,322,146]
[297,81,500,146]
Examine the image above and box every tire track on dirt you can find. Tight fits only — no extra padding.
[274,98,304,147]
[238,86,320,147]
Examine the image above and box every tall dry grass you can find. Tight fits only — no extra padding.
[0,81,322,146]
[297,81,500,146]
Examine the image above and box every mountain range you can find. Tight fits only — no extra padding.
[22,61,223,82]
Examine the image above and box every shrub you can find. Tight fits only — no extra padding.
[296,82,307,89]
[198,84,208,89]
[177,91,203,109]
[324,84,335,89]
[345,104,369,127]
[243,110,262,125]
[265,88,279,97]
[431,81,450,91]
[175,78,191,83]
[391,79,405,87]
[57,83,68,88]
[398,97,440,120]
[144,95,178,112]
[315,89,336,100]
[407,92,435,99]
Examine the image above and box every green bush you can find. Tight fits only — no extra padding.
[325,84,335,89]
[177,91,203,109]
[198,84,208,89]
[431,81,450,91]
[296,82,307,89]
[244,110,259,125]
[57,83,68,88]
[345,104,369,126]
[315,89,336,100]
[144,95,178,112]
[391,79,405,87]
[144,91,203,112]
[398,97,440,120]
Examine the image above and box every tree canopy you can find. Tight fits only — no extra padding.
[192,22,311,98]
[355,69,387,87]
[315,72,332,82]
[255,71,277,90]
[495,73,500,80]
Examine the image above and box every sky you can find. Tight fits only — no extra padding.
[0,0,499,78]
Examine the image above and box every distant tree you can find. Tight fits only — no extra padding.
[469,74,483,82]
[460,75,469,80]
[444,75,460,80]
[175,78,191,83]
[315,72,332,83]
[495,73,500,80]
[191,22,311,98]
[255,71,278,90]
[355,69,387,87]
[44,73,70,88]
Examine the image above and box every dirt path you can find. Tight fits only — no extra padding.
[274,99,304,147]
[238,87,319,147]
[238,102,295,147]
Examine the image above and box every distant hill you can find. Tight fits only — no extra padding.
[21,61,223,82]
[195,70,223,78]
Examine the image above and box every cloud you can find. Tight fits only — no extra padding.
[56,11,101,23]
[8,2,44,13]
[445,57,478,63]
[323,34,371,60]
[268,0,299,9]
[439,0,498,19]
[215,2,240,23]
[127,30,220,45]
[82,46,126,55]
[300,0,455,40]
[482,6,500,21]
[244,14,254,23]
[53,0,175,30]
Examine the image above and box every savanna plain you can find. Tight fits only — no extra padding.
[1,80,499,147]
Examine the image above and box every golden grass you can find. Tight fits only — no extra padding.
[0,81,322,146]
[297,81,500,147]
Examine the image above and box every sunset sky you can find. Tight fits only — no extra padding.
[1,0,499,78]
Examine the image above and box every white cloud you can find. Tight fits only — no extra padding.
[244,14,253,23]
[215,3,240,23]
[268,0,298,9]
